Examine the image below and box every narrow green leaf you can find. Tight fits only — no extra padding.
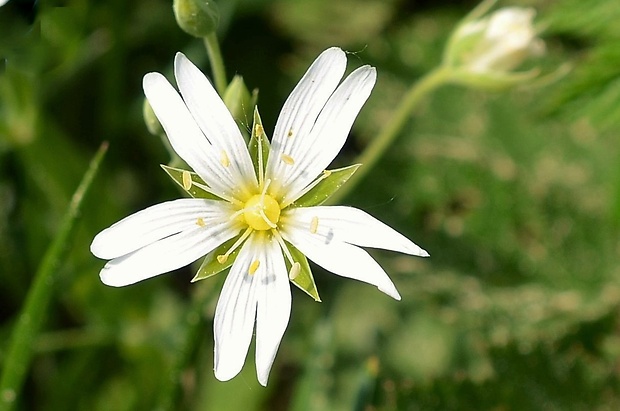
[286,241,321,302]
[248,106,270,183]
[293,164,361,208]
[0,142,108,411]
[192,236,241,282]
[160,164,221,200]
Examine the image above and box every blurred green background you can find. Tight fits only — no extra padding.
[2,0,620,409]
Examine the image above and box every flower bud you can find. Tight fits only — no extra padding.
[173,0,219,38]
[443,2,545,89]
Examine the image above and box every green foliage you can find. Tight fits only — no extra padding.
[1,0,620,410]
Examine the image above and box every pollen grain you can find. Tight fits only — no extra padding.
[249,260,260,275]
[310,216,319,234]
[182,170,192,190]
[281,154,295,165]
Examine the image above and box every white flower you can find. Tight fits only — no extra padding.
[91,47,429,386]
[452,7,545,73]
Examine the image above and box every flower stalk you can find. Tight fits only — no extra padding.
[204,33,228,96]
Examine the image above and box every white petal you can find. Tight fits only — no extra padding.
[99,220,239,287]
[265,47,346,195]
[281,225,401,300]
[142,72,239,198]
[213,234,261,382]
[283,206,429,257]
[255,235,291,386]
[91,199,234,260]
[174,53,257,193]
[279,66,377,203]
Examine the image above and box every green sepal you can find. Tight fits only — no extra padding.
[449,67,541,91]
[285,241,321,302]
[223,75,253,137]
[160,164,221,200]
[191,236,241,282]
[248,106,270,181]
[293,164,361,207]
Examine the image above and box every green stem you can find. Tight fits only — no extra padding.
[0,142,108,411]
[203,33,228,96]
[327,66,451,204]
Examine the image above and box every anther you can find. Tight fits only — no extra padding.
[182,170,192,190]
[196,217,206,227]
[289,262,301,280]
[281,154,295,165]
[249,260,260,275]
[220,151,230,167]
[217,255,228,264]
[255,124,263,136]
[310,216,319,234]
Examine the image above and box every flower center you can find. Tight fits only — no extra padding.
[243,194,280,231]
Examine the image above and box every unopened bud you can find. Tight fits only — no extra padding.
[443,2,545,89]
[173,0,219,38]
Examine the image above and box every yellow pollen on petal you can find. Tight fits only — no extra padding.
[281,154,295,165]
[182,170,192,190]
[217,255,228,264]
[287,129,293,137]
[289,262,301,280]
[220,151,230,167]
[243,194,280,231]
[310,216,319,234]
[323,169,332,177]
[196,217,206,227]
[249,260,260,275]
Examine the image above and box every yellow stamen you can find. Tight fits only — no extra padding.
[281,154,295,165]
[216,227,253,265]
[220,150,230,167]
[289,262,301,280]
[310,216,319,234]
[182,170,192,190]
[249,260,260,275]
[196,217,206,227]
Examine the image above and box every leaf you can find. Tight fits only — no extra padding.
[160,164,221,200]
[285,241,320,302]
[191,236,241,282]
[248,106,270,184]
[293,164,361,207]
